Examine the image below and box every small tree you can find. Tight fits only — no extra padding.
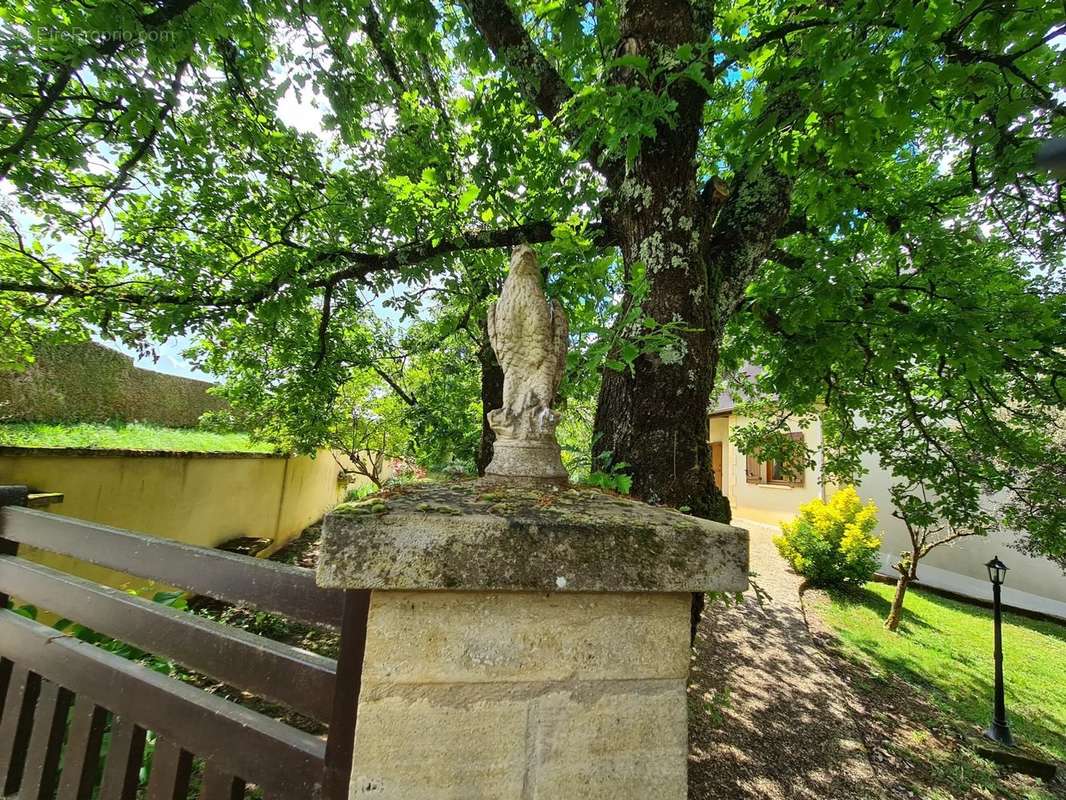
[883,481,993,631]
[331,378,411,489]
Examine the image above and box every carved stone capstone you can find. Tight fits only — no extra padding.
[483,245,568,485]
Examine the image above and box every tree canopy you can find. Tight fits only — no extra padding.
[0,1,1062,552]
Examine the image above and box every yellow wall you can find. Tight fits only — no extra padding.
[710,413,825,526]
[0,447,348,597]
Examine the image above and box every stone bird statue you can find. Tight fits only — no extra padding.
[483,245,569,484]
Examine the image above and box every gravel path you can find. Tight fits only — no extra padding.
[688,520,881,800]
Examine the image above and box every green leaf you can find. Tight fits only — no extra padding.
[457,185,479,213]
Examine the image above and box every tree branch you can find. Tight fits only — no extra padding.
[309,219,613,287]
[705,161,793,325]
[460,0,615,177]
[91,58,190,218]
[0,219,615,309]
[312,277,337,368]
[709,18,835,83]
[372,364,417,406]
[0,0,203,180]
[362,0,407,95]
[461,0,574,121]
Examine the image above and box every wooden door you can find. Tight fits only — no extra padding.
[710,442,724,490]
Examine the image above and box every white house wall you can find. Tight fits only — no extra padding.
[711,413,1066,619]
[713,414,825,525]
[856,450,1066,619]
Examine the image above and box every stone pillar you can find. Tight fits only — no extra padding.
[317,483,748,800]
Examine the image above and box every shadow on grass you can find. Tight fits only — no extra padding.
[825,584,937,634]
[818,584,1066,767]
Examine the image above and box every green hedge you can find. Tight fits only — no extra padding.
[0,342,226,428]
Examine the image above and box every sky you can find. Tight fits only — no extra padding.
[102,336,212,381]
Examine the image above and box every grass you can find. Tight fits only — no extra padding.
[816,581,1066,766]
[0,421,277,453]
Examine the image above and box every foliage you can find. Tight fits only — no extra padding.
[556,394,597,480]
[0,420,274,452]
[583,468,633,495]
[0,341,224,428]
[0,0,1061,515]
[329,370,412,487]
[774,487,882,588]
[1001,410,1066,573]
[726,153,1066,569]
[581,444,633,495]
[11,590,184,670]
[816,582,1066,765]
[558,408,633,493]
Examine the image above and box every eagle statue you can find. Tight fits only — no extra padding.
[483,245,569,483]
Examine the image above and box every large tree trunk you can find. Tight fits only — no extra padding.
[592,1,731,521]
[594,41,794,520]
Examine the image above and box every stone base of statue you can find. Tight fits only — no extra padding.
[482,406,568,486]
[482,438,568,485]
[316,482,749,800]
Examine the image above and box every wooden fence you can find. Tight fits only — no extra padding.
[0,485,369,800]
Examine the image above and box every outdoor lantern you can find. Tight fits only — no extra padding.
[984,555,1014,747]
[986,556,1009,586]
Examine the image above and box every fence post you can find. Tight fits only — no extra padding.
[322,589,371,800]
[0,485,29,610]
[0,486,63,610]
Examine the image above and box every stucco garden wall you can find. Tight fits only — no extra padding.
[0,446,348,598]
[0,342,225,427]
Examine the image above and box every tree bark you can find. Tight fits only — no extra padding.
[476,315,504,475]
[592,1,732,521]
[885,556,919,632]
[594,132,794,519]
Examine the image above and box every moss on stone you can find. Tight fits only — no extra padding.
[333,499,390,516]
[318,480,749,593]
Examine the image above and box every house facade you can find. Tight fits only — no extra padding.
[709,407,1066,620]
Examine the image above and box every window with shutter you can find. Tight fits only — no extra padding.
[745,453,762,484]
[767,432,806,487]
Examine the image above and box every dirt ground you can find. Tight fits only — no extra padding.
[687,524,1065,800]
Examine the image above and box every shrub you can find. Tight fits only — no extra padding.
[773,487,882,587]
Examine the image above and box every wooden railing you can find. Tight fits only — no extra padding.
[0,489,369,800]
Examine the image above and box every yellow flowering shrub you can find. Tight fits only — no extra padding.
[773,487,882,587]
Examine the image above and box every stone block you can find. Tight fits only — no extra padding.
[526,681,688,800]
[349,693,528,799]
[360,591,691,684]
[318,482,749,594]
[350,681,687,800]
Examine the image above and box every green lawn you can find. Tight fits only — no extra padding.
[0,422,277,454]
[818,581,1066,765]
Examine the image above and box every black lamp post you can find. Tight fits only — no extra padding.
[984,556,1013,747]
